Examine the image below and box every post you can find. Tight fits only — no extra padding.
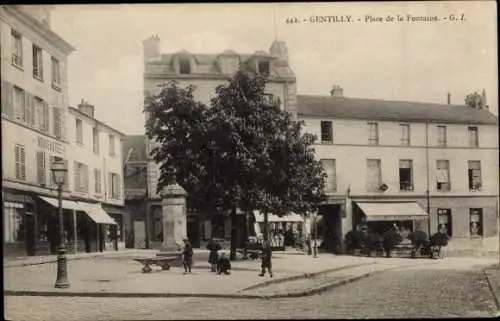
[54,185,70,288]
[73,209,77,254]
[313,212,318,258]
[425,121,431,237]
[263,212,269,243]
[242,211,248,260]
[144,165,151,249]
[230,206,237,261]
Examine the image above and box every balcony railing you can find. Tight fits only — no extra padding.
[399,181,414,191]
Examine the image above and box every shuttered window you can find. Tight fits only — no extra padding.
[13,86,25,121]
[366,159,382,192]
[36,151,46,185]
[1,81,14,117]
[25,92,35,126]
[74,162,89,193]
[94,169,102,194]
[14,144,26,181]
[53,107,62,138]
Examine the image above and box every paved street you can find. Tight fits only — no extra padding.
[5,261,499,320]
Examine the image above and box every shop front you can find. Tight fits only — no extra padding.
[252,211,305,251]
[353,201,429,236]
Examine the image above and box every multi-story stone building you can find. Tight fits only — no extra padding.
[1,5,75,256]
[66,100,128,253]
[137,36,297,248]
[1,5,126,256]
[299,87,499,256]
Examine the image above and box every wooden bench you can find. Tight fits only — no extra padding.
[134,256,177,273]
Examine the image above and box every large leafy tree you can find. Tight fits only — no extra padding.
[145,70,326,260]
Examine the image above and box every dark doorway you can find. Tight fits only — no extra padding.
[24,206,36,256]
[319,205,342,254]
[187,215,200,248]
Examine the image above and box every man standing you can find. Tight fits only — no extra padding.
[182,238,193,274]
[259,240,273,277]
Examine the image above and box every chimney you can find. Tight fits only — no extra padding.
[480,89,488,110]
[269,40,289,62]
[330,85,343,97]
[447,91,451,105]
[142,35,161,62]
[78,99,95,118]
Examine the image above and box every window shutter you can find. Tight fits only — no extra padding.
[24,92,33,125]
[2,81,15,117]
[43,101,49,133]
[108,173,113,198]
[14,145,21,179]
[74,162,80,192]
[36,151,46,185]
[115,174,121,199]
[20,146,26,180]
[53,107,62,138]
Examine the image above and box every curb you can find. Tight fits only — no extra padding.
[482,269,500,312]
[238,262,376,292]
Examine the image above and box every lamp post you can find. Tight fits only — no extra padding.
[51,160,70,289]
[313,212,318,258]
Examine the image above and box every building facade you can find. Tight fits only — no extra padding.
[138,36,297,248]
[1,5,75,256]
[1,5,126,257]
[66,100,128,253]
[299,87,499,256]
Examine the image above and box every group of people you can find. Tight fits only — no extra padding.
[180,237,274,277]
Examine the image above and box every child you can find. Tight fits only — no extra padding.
[259,240,273,277]
[182,238,193,274]
[216,252,231,275]
[206,238,222,272]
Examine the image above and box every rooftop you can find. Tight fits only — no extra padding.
[68,106,125,136]
[297,95,498,125]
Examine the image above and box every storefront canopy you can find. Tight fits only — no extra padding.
[77,202,117,225]
[357,202,428,221]
[39,196,79,211]
[253,211,304,223]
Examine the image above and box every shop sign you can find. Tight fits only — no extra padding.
[37,136,64,155]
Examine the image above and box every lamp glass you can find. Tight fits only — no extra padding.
[52,161,67,185]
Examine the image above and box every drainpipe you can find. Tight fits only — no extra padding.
[144,138,150,249]
[425,121,431,237]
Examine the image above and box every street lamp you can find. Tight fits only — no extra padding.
[313,212,318,258]
[51,160,70,289]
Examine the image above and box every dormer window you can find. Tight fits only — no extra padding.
[179,58,191,74]
[258,61,270,75]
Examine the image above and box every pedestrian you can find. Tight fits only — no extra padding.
[216,252,231,275]
[206,237,221,272]
[182,238,193,274]
[259,240,273,277]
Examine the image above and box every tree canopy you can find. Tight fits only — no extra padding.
[145,70,327,252]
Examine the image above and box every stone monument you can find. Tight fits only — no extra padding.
[156,184,187,266]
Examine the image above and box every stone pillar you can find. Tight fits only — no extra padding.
[159,184,187,253]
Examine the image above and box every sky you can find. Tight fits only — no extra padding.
[50,1,498,135]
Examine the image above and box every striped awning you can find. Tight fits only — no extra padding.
[253,211,304,223]
[39,196,79,211]
[77,202,117,225]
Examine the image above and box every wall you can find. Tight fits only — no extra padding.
[303,117,499,198]
[66,109,124,206]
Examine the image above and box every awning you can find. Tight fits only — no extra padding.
[101,206,129,216]
[77,202,117,225]
[253,211,304,223]
[39,196,79,211]
[357,202,428,221]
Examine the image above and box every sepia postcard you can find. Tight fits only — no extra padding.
[2,1,499,320]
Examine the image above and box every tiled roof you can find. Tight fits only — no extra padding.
[297,95,498,125]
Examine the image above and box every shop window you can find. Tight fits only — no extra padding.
[437,208,452,237]
[3,202,24,242]
[469,208,483,236]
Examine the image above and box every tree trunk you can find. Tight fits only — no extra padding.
[242,212,248,259]
[263,212,269,243]
[229,206,237,261]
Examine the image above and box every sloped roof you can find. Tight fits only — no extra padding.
[297,95,498,125]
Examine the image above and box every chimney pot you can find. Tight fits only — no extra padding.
[330,85,343,97]
[447,91,451,105]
